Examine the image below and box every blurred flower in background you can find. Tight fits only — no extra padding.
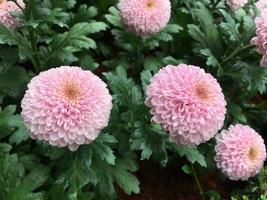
[0,0,24,28]
[226,0,248,10]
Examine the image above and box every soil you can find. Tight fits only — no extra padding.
[117,160,242,200]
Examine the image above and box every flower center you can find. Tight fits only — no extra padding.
[146,0,155,8]
[195,83,211,102]
[248,146,259,161]
[62,81,81,102]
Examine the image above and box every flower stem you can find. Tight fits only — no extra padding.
[221,44,254,65]
[191,164,206,200]
[29,28,41,71]
[15,1,41,72]
[212,0,222,10]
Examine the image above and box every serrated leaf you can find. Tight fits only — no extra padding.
[113,154,140,195]
[228,103,247,123]
[105,7,122,28]
[219,9,240,42]
[21,167,49,192]
[176,145,207,167]
[91,142,116,165]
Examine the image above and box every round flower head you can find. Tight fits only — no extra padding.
[118,0,171,36]
[0,0,25,28]
[21,66,112,151]
[215,124,266,180]
[145,64,226,145]
[226,0,248,10]
[251,9,267,66]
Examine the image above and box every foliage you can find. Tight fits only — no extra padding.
[0,0,266,199]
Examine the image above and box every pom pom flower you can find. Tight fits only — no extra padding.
[226,0,248,10]
[145,64,226,145]
[0,0,24,28]
[118,0,171,36]
[215,124,266,180]
[251,9,267,66]
[21,66,112,151]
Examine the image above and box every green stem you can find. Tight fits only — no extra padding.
[191,164,206,200]
[29,29,41,71]
[15,1,41,72]
[221,44,253,65]
[212,0,222,10]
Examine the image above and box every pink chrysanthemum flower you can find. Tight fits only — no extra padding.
[0,0,24,28]
[145,64,226,145]
[215,124,266,180]
[251,9,267,66]
[256,0,267,10]
[118,0,171,36]
[226,0,248,10]
[21,66,112,151]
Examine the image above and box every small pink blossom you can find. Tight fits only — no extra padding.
[215,124,266,180]
[118,0,171,36]
[226,0,248,10]
[256,0,267,10]
[21,66,112,151]
[145,64,226,145]
[0,0,24,28]
[251,9,267,66]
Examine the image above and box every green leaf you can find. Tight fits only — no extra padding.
[91,133,117,165]
[130,125,168,166]
[113,153,140,195]
[228,103,247,123]
[114,166,140,195]
[0,105,29,142]
[0,154,47,200]
[104,69,143,108]
[72,5,98,23]
[200,49,223,76]
[105,7,122,28]
[0,143,12,154]
[21,166,49,192]
[176,145,207,167]
[141,70,153,92]
[219,9,240,42]
[80,54,99,71]
[42,21,107,65]
[242,16,255,42]
[165,24,183,33]
[189,2,223,56]
[85,22,108,34]
[0,65,30,98]
[200,49,220,67]
[182,164,193,175]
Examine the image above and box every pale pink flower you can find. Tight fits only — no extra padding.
[0,0,24,28]
[145,64,226,145]
[251,9,267,66]
[215,124,266,180]
[256,0,267,10]
[118,0,171,36]
[21,66,112,151]
[226,0,248,10]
